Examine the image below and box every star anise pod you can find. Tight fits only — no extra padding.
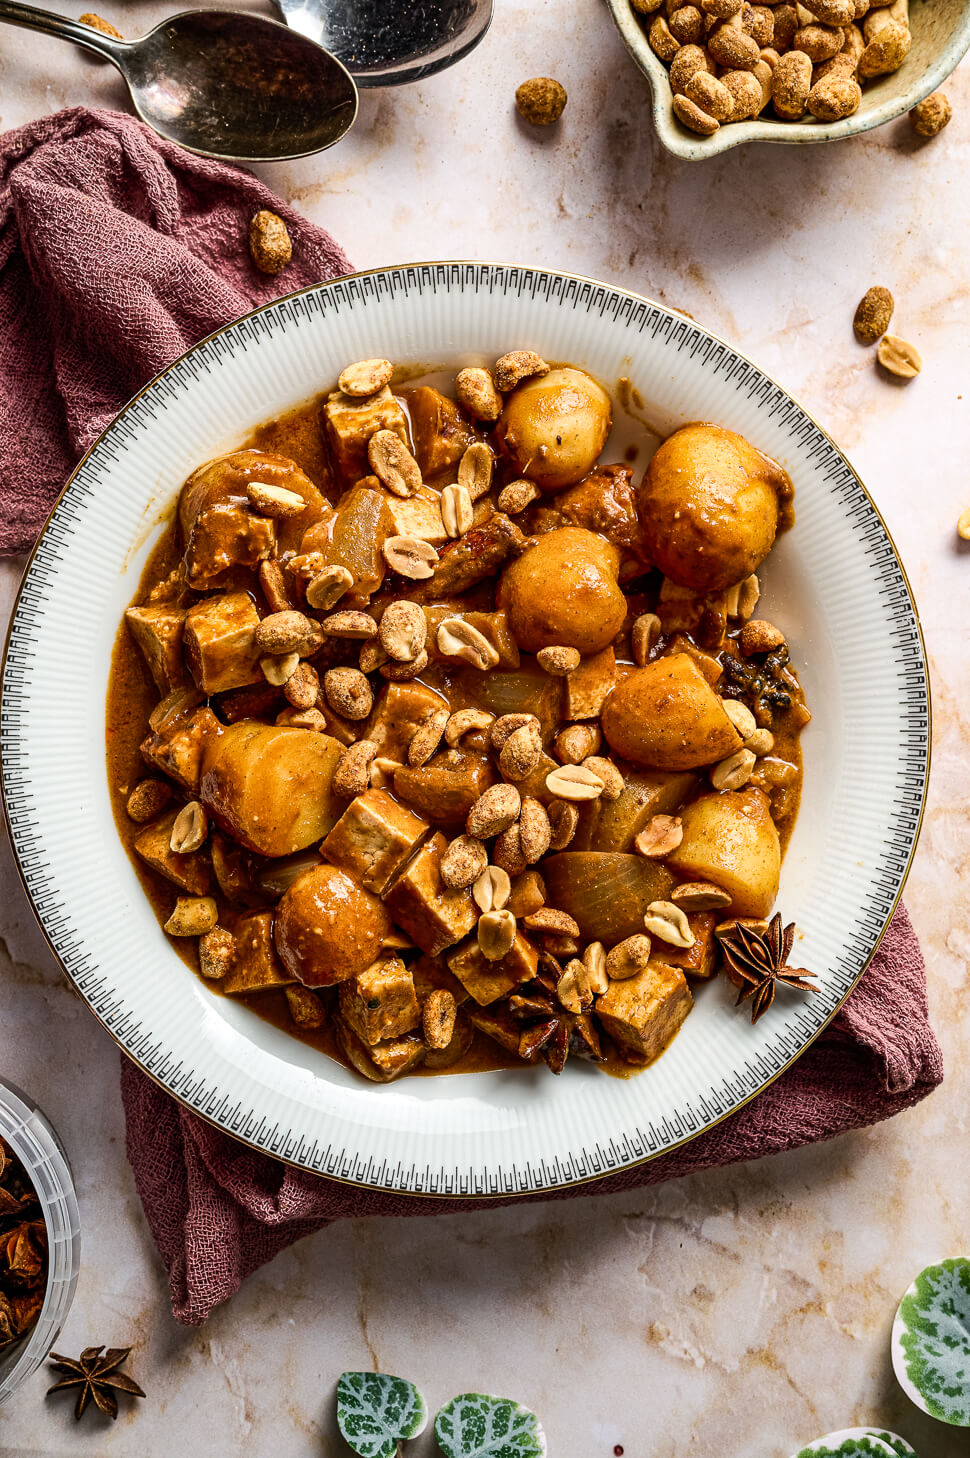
[47,1345,146,1421]
[718,913,815,1024]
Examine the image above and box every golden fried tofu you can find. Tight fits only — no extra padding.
[365,681,448,762]
[140,706,221,793]
[323,386,409,485]
[338,955,421,1046]
[596,961,692,1065]
[653,912,719,979]
[335,1017,426,1082]
[133,809,211,895]
[124,603,187,694]
[184,503,276,590]
[221,911,294,995]
[403,385,477,475]
[447,930,538,1006]
[321,787,431,895]
[183,592,262,695]
[383,832,477,956]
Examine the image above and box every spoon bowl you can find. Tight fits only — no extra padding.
[272,0,493,87]
[0,4,358,161]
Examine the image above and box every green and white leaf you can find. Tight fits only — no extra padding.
[790,1431,898,1458]
[434,1392,546,1458]
[892,1257,970,1426]
[337,1371,427,1458]
[865,1431,918,1457]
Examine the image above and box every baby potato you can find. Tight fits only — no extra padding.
[200,721,344,857]
[601,654,742,770]
[637,424,789,592]
[275,864,392,987]
[494,367,612,492]
[498,526,626,654]
[666,788,780,917]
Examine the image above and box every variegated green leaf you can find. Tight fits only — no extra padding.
[434,1392,546,1458]
[791,1431,898,1458]
[337,1371,427,1458]
[892,1258,970,1426]
[865,1431,918,1457]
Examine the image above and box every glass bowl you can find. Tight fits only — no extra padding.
[0,1078,80,1406]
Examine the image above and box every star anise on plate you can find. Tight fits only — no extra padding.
[47,1345,146,1421]
[718,913,815,1024]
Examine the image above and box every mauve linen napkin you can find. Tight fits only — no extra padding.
[1,108,943,1327]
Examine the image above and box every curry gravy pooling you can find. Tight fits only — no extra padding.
[107,360,807,1084]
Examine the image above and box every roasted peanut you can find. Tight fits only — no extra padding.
[910,91,951,136]
[379,600,427,662]
[164,896,218,936]
[333,739,379,797]
[339,359,394,397]
[324,667,373,720]
[441,834,489,889]
[455,367,503,421]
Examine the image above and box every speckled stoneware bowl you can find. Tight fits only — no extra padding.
[607,0,970,158]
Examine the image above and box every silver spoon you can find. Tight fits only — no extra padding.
[272,0,493,88]
[0,3,359,162]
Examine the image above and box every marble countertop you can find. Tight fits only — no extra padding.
[2,2,969,1454]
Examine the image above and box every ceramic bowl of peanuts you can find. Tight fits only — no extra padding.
[607,0,969,155]
[113,347,814,1084]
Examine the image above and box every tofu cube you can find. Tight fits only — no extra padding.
[220,911,294,994]
[424,608,520,670]
[369,1035,426,1078]
[184,592,262,695]
[140,706,221,793]
[658,579,727,653]
[365,681,448,761]
[133,809,211,895]
[653,912,719,979]
[125,604,187,694]
[184,503,276,590]
[596,961,693,1064]
[382,832,477,955]
[564,647,617,720]
[403,386,478,475]
[411,953,470,1007]
[380,488,448,546]
[337,1018,427,1081]
[338,955,421,1045]
[321,788,431,895]
[447,930,538,1006]
[323,387,409,485]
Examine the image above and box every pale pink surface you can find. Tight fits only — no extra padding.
[0,108,942,1327]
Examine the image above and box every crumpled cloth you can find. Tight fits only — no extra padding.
[0,107,350,554]
[1,108,943,1328]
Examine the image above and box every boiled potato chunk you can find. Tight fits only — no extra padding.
[573,767,698,852]
[542,852,674,946]
[200,721,343,857]
[494,368,612,492]
[667,788,780,918]
[276,864,392,987]
[638,424,788,592]
[498,527,626,655]
[601,654,742,770]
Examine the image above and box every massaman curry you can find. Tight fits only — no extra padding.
[107,351,810,1083]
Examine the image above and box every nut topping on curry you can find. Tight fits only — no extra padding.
[108,352,811,1082]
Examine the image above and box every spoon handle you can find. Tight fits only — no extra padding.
[0,0,127,61]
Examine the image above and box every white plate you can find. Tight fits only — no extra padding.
[0,264,929,1196]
